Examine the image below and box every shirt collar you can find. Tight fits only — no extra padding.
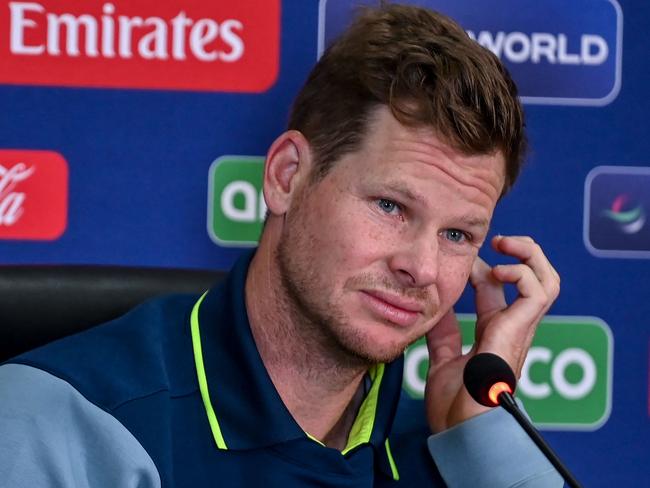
[190,249,404,457]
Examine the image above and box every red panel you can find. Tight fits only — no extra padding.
[0,149,68,240]
[0,1,280,92]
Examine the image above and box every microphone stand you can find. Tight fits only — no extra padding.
[498,392,582,488]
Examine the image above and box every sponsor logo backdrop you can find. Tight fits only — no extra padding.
[0,149,68,239]
[403,316,613,429]
[1,0,648,485]
[0,0,280,91]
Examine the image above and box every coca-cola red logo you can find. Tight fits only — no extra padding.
[0,150,68,240]
[0,1,280,92]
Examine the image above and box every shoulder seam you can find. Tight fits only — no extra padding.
[510,468,561,488]
[112,386,200,411]
[6,360,176,413]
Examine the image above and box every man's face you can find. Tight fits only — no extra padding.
[277,106,505,364]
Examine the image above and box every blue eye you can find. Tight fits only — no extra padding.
[445,229,467,243]
[378,199,399,214]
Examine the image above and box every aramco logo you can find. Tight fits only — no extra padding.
[602,194,645,234]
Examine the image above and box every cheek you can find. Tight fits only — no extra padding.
[438,257,474,305]
[311,195,382,253]
[283,190,364,289]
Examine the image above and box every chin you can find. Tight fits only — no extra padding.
[335,324,413,364]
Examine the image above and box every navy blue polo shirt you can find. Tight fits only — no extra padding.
[0,250,560,487]
[0,251,442,486]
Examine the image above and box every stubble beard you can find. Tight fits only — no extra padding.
[276,217,408,368]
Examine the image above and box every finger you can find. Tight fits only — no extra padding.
[426,308,462,377]
[497,235,534,243]
[469,257,506,342]
[492,236,560,300]
[484,264,550,372]
[493,236,559,279]
[492,263,546,303]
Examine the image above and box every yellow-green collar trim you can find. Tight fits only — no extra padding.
[191,291,386,455]
[305,364,387,456]
[341,363,385,455]
[305,432,326,446]
[191,291,228,449]
[385,438,400,481]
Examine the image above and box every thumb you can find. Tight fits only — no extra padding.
[426,308,462,377]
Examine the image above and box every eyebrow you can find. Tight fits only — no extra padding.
[385,180,490,230]
[385,180,427,205]
[457,216,490,231]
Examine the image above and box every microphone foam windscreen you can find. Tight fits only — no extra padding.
[463,353,517,407]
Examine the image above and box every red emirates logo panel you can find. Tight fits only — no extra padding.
[0,149,68,240]
[0,1,280,92]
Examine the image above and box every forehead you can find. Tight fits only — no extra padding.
[348,107,506,203]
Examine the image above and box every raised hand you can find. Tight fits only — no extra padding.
[424,235,560,433]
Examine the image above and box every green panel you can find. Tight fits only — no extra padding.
[208,156,265,246]
[402,315,613,430]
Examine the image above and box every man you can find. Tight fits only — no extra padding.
[0,5,562,487]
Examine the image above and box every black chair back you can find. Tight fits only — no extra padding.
[0,265,225,362]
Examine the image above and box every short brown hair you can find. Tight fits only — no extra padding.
[288,4,526,192]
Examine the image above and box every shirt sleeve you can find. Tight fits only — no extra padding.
[0,363,161,488]
[427,405,564,487]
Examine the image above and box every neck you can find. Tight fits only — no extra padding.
[245,242,369,450]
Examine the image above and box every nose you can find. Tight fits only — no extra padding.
[387,232,439,288]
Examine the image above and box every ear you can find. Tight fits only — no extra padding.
[262,130,313,216]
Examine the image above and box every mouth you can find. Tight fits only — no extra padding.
[359,290,423,327]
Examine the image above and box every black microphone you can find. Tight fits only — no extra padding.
[463,353,582,488]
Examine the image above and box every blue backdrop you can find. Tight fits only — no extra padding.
[1,1,647,485]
